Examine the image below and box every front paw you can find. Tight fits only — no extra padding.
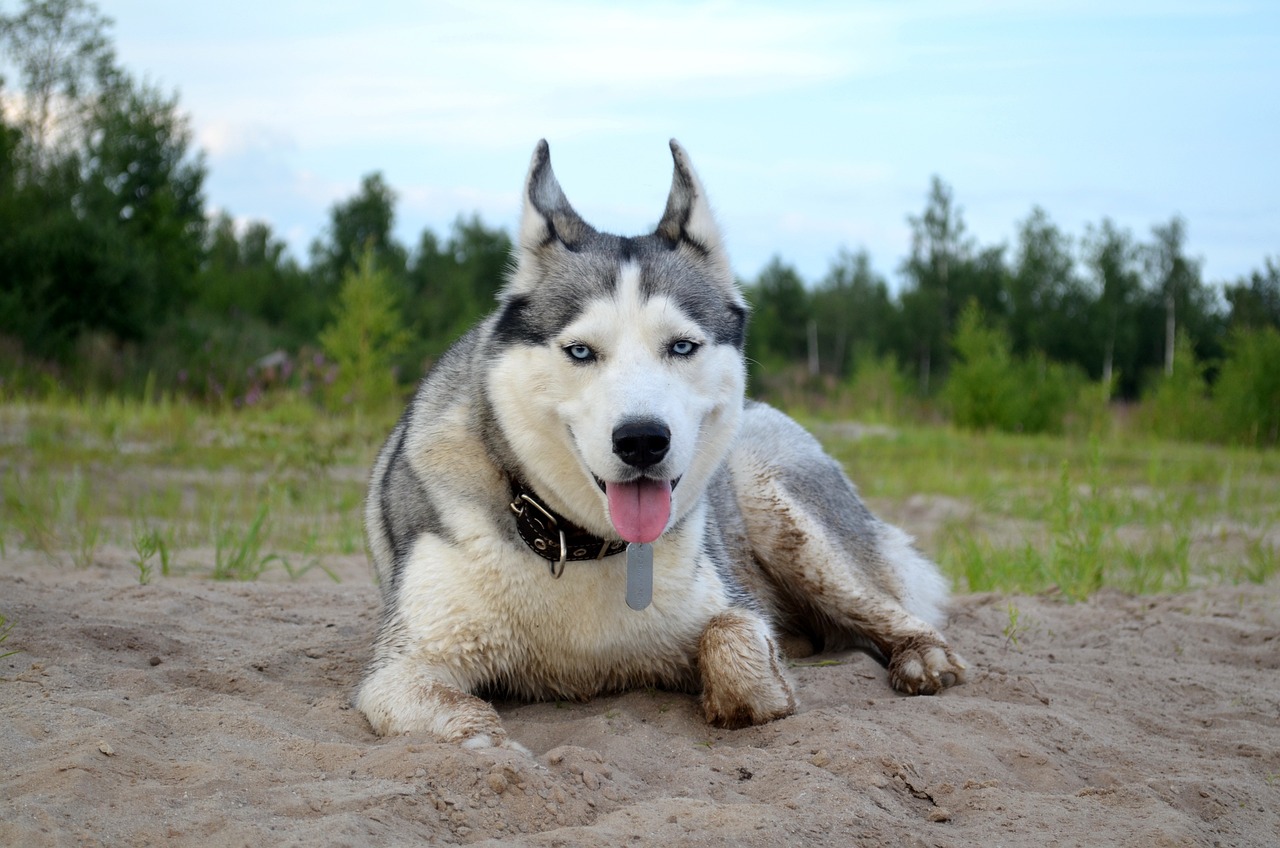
[699,609,797,728]
[358,666,518,748]
[887,635,967,695]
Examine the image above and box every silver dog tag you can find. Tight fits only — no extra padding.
[625,542,653,611]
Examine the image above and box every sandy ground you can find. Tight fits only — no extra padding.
[2,552,1278,848]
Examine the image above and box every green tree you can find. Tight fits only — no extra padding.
[0,0,118,172]
[810,248,893,378]
[196,214,316,340]
[0,5,205,360]
[310,171,408,298]
[1083,218,1143,394]
[319,247,410,409]
[1009,206,1090,368]
[404,214,512,362]
[945,300,1019,431]
[1139,331,1213,442]
[945,300,1080,434]
[899,176,974,393]
[79,75,207,328]
[1224,258,1280,332]
[1145,217,1213,376]
[744,256,810,372]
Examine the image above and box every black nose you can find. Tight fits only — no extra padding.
[612,419,671,469]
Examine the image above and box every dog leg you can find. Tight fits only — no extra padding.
[758,511,966,695]
[732,446,967,696]
[698,608,796,729]
[357,658,526,752]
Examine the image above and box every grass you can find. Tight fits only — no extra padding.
[0,395,386,581]
[0,396,1277,596]
[813,420,1280,597]
[0,612,17,660]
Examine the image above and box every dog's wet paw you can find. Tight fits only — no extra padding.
[887,635,967,696]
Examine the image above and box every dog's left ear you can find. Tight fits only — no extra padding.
[655,140,732,282]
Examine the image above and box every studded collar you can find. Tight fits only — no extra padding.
[508,478,626,577]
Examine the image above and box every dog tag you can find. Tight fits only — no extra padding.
[625,542,653,611]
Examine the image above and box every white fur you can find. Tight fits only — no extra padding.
[485,261,745,537]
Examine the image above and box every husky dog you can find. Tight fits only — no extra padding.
[357,140,966,748]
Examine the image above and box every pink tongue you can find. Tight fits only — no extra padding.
[605,479,672,544]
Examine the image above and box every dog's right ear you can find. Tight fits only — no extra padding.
[518,140,594,253]
[505,140,596,297]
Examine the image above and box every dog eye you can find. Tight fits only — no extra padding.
[565,343,596,362]
[669,340,699,357]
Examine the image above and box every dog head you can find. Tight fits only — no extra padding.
[484,140,748,543]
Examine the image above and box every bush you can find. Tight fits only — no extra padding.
[944,301,1079,434]
[843,352,918,424]
[1136,332,1215,442]
[1213,326,1280,447]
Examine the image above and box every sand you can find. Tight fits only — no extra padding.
[2,552,1278,847]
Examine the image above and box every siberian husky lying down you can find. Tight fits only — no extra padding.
[356,140,966,748]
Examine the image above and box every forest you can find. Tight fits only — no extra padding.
[2,0,1278,446]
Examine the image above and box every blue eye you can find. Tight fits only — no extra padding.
[670,340,699,357]
[566,343,595,362]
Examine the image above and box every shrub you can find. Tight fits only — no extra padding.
[1136,332,1215,442]
[1213,326,1280,448]
[944,301,1079,434]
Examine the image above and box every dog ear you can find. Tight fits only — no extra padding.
[518,140,595,253]
[655,140,730,275]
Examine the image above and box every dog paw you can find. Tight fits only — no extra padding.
[699,609,798,729]
[358,668,519,746]
[461,732,532,757]
[887,635,967,696]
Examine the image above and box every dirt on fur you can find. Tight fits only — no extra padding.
[2,551,1278,847]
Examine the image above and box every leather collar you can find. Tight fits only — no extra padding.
[509,479,626,577]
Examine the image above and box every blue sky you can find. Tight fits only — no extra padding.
[78,1,1280,288]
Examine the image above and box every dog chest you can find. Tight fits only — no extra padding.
[394,532,725,696]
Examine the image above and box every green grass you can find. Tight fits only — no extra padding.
[1,397,1277,596]
[0,612,17,661]
[814,420,1280,596]
[0,396,388,581]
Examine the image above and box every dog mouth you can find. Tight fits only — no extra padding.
[594,476,681,545]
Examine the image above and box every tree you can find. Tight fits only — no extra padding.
[1145,217,1204,376]
[1213,326,1280,447]
[309,171,408,298]
[1083,218,1143,393]
[319,247,410,409]
[945,300,1019,431]
[899,176,973,393]
[1224,258,1280,332]
[744,256,810,371]
[1009,206,1083,362]
[0,0,118,173]
[0,5,206,358]
[79,75,207,327]
[404,214,511,362]
[945,300,1080,435]
[196,214,314,338]
[810,248,892,378]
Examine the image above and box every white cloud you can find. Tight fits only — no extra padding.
[198,121,296,158]
[128,0,898,150]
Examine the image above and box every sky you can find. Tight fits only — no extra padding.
[56,1,1280,288]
